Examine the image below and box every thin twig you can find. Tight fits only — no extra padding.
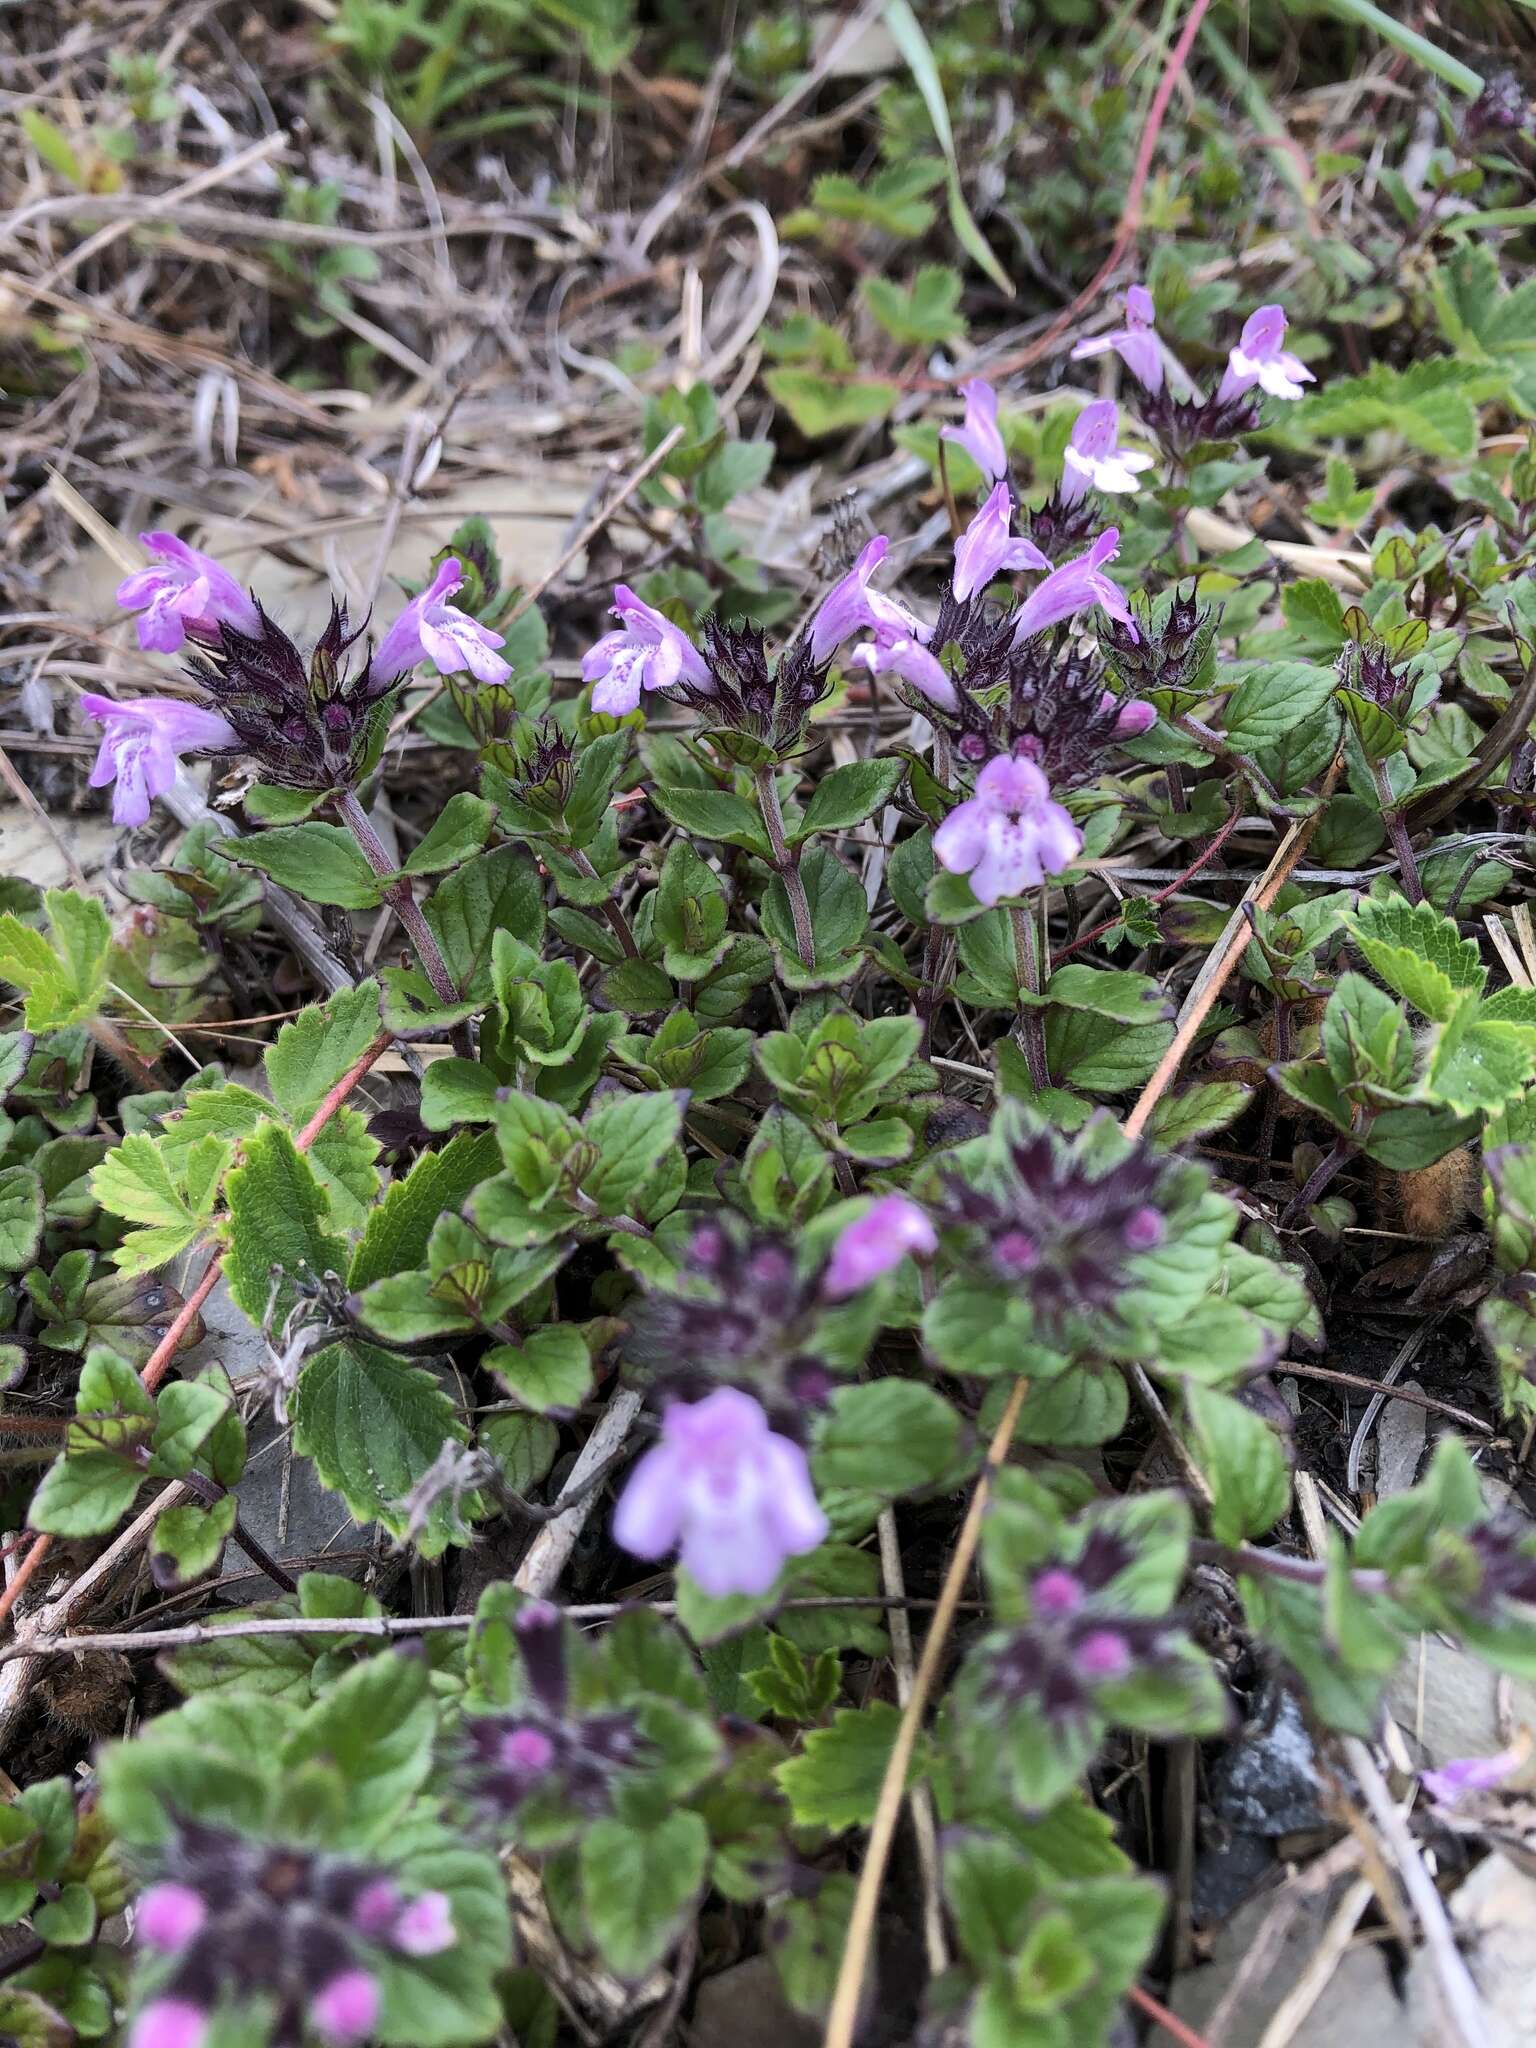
[875,1507,948,1977]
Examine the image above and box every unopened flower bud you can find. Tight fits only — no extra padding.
[136,1881,207,1953]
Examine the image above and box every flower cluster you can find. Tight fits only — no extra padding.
[88,541,510,821]
[1073,286,1313,456]
[458,1602,643,1823]
[1099,581,1218,703]
[128,1820,453,2048]
[976,1534,1185,1725]
[938,1115,1172,1341]
[932,753,1083,906]
[677,615,835,760]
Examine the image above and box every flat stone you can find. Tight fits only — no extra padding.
[690,1956,820,2048]
[1170,1880,1400,2045]
[1405,1852,1536,2045]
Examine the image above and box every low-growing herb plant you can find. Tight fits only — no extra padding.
[8,245,1536,2048]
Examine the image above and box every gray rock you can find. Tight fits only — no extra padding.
[690,1956,820,2048]
[1209,1684,1324,1836]
[1170,1880,1400,2045]
[1405,1852,1536,2046]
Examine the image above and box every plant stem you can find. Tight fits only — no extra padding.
[1281,1133,1355,1226]
[335,788,461,1007]
[1010,898,1050,1091]
[1372,758,1423,904]
[567,846,639,958]
[918,731,954,1056]
[87,1016,162,1092]
[182,1469,298,1595]
[754,764,815,972]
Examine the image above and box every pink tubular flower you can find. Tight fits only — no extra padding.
[371,558,510,686]
[1075,1629,1133,1680]
[1098,689,1156,740]
[940,377,1009,483]
[1059,401,1155,507]
[823,1195,938,1300]
[851,630,958,713]
[80,693,239,829]
[932,753,1082,906]
[1069,284,1164,393]
[809,536,928,666]
[311,1968,381,2047]
[116,531,260,654]
[1031,1569,1084,1617]
[136,1882,208,1953]
[1217,304,1314,404]
[613,1386,828,1598]
[129,2000,207,2048]
[392,1890,454,1957]
[1009,529,1137,646]
[1423,1745,1526,1809]
[952,482,1050,604]
[580,583,710,716]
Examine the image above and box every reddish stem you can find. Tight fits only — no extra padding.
[1129,1983,1214,2048]
[1052,803,1243,966]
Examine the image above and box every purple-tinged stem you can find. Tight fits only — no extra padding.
[1372,759,1423,904]
[336,787,461,1007]
[755,764,816,972]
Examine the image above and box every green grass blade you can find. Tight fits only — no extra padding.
[882,0,1015,299]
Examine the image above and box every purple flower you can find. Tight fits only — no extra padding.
[809,537,928,666]
[1217,305,1314,404]
[1097,689,1156,740]
[851,628,958,713]
[1074,1628,1133,1680]
[80,693,239,829]
[130,2000,206,2048]
[952,482,1050,604]
[940,377,1009,483]
[136,1882,207,1953]
[613,1386,828,1597]
[1059,401,1155,507]
[581,583,710,716]
[391,1891,454,1956]
[1031,1568,1084,1617]
[932,753,1082,906]
[1423,1746,1525,1809]
[1070,285,1164,393]
[311,1968,380,2046]
[116,532,260,654]
[1009,529,1137,646]
[823,1195,938,1300]
[371,558,510,687]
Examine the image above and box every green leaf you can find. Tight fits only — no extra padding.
[1423,1010,1536,1114]
[282,1650,435,1841]
[424,844,546,999]
[1182,1384,1289,1545]
[650,785,771,855]
[1346,896,1485,1021]
[419,1057,499,1130]
[793,758,906,841]
[1221,662,1339,751]
[19,105,86,184]
[349,1131,498,1287]
[776,1700,907,1828]
[218,824,383,909]
[694,438,775,514]
[148,1378,230,1478]
[28,1453,142,1538]
[761,847,868,987]
[814,1381,961,1496]
[579,1812,709,1980]
[582,1090,684,1213]
[1280,577,1347,655]
[1041,964,1170,1023]
[91,1133,229,1274]
[484,1326,591,1414]
[763,368,899,440]
[860,265,966,345]
[149,1494,236,1590]
[265,982,385,1124]
[1043,1010,1172,1096]
[223,1124,350,1327]
[1142,1081,1253,1147]
[0,891,110,1031]
[881,0,1014,296]
[653,841,730,980]
[401,792,495,875]
[292,1341,467,1555]
[31,1881,94,1947]
[0,1166,44,1272]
